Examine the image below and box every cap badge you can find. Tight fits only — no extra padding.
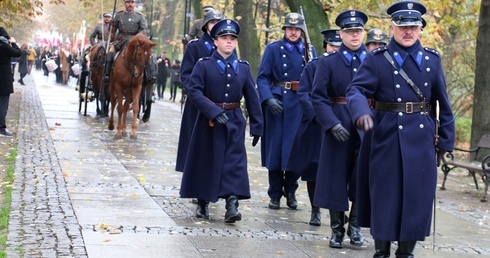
[288,13,299,24]
[373,29,383,40]
[350,11,356,16]
[226,19,231,24]
[407,3,413,9]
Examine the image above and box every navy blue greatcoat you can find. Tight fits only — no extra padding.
[179,52,263,202]
[175,33,216,172]
[257,37,316,171]
[286,56,323,181]
[346,39,455,241]
[311,44,367,211]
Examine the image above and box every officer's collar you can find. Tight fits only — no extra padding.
[282,37,304,54]
[390,39,423,70]
[213,52,238,74]
[339,44,367,66]
[201,33,216,54]
[124,10,135,14]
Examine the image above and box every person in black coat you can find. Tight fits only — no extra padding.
[18,43,29,85]
[168,59,181,102]
[156,52,170,100]
[0,27,21,137]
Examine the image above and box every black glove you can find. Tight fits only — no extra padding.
[214,112,229,125]
[252,135,260,147]
[356,114,374,131]
[265,98,283,115]
[330,123,350,142]
[436,148,446,167]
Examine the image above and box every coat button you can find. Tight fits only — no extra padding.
[225,93,228,97]
[396,84,400,88]
[399,125,403,130]
[399,112,403,116]
[353,68,358,72]
[426,68,431,72]
[227,84,230,87]
[394,71,399,75]
[397,98,402,102]
[283,90,287,94]
[419,124,424,128]
[283,63,287,67]
[284,73,288,76]
[424,82,428,87]
[227,74,231,77]
[283,54,286,58]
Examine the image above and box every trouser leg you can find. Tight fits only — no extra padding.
[329,210,345,248]
[224,195,241,223]
[373,240,391,258]
[395,241,416,258]
[195,199,209,219]
[347,201,364,246]
[103,51,115,82]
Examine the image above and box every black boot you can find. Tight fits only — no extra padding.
[195,199,209,219]
[142,101,152,123]
[224,195,241,223]
[283,191,298,209]
[395,241,416,258]
[309,206,321,226]
[329,210,345,248]
[268,197,280,209]
[103,52,115,83]
[347,202,364,246]
[374,240,391,258]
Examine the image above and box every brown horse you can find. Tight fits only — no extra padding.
[89,42,110,118]
[108,33,157,139]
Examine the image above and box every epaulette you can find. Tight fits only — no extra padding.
[134,11,144,16]
[423,47,440,57]
[197,57,210,62]
[372,46,388,55]
[324,50,338,57]
[238,59,249,65]
[188,38,198,44]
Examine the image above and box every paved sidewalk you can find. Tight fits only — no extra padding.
[4,70,490,257]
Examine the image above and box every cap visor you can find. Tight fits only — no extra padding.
[392,20,423,27]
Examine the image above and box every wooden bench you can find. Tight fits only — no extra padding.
[441,134,490,202]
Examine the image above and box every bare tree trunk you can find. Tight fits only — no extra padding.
[282,0,329,52]
[234,0,261,76]
[471,0,490,147]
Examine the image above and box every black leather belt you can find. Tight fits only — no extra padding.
[331,96,375,107]
[215,102,240,110]
[272,81,299,91]
[375,101,431,114]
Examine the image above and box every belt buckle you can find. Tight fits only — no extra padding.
[284,82,291,90]
[405,102,413,114]
[221,103,227,109]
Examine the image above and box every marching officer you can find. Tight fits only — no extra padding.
[89,12,112,46]
[321,29,342,52]
[257,13,316,211]
[179,19,263,223]
[311,10,368,248]
[175,10,224,219]
[365,28,388,52]
[287,28,340,226]
[103,0,148,82]
[347,1,455,257]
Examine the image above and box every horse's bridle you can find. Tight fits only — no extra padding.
[122,43,147,78]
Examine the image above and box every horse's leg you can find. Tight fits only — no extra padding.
[121,91,131,137]
[116,88,125,138]
[108,83,116,131]
[130,85,141,140]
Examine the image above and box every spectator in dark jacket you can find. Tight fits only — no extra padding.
[18,43,29,85]
[0,27,21,137]
[156,52,170,100]
[169,59,181,102]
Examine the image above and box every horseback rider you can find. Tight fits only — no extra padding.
[103,0,148,83]
[89,12,112,46]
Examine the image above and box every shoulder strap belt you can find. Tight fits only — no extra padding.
[383,51,425,102]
